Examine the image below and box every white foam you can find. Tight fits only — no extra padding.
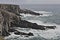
[34,11,53,16]
[27,20,55,26]
[34,11,52,13]
[20,13,37,17]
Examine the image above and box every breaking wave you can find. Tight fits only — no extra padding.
[34,11,53,16]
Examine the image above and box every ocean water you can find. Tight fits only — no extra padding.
[5,4,60,40]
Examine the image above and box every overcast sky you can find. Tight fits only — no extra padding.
[0,0,60,4]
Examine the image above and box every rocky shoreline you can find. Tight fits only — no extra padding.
[19,9,43,15]
[0,4,56,37]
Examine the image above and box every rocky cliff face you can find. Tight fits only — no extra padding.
[0,4,56,36]
[0,4,20,36]
[0,4,20,16]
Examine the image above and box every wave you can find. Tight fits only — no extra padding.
[27,20,55,26]
[20,11,60,39]
[5,24,60,40]
[34,11,53,16]
[20,13,37,17]
[34,11,52,13]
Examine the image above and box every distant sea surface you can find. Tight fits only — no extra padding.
[5,4,60,40]
[21,4,60,25]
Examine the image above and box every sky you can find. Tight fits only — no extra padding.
[0,0,60,4]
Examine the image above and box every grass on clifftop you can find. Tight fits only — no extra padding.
[0,36,4,40]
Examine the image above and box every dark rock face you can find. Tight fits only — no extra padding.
[27,32,34,36]
[46,26,56,29]
[0,4,20,16]
[14,31,20,35]
[8,28,16,32]
[0,4,20,36]
[20,9,43,15]
[2,28,10,36]
[17,20,56,30]
[0,4,42,16]
[14,30,34,36]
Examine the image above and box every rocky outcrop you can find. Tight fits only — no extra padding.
[8,28,34,36]
[0,8,20,36]
[0,4,20,16]
[0,4,42,16]
[14,30,34,36]
[20,9,43,15]
[18,20,56,30]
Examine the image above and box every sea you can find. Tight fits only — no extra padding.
[5,4,60,40]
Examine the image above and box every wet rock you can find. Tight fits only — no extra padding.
[46,26,56,29]
[18,20,56,30]
[8,28,16,32]
[14,31,20,35]
[14,31,34,36]
[27,32,34,36]
[20,9,43,15]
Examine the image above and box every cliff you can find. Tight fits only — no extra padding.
[0,4,21,16]
[0,4,20,36]
[0,4,56,36]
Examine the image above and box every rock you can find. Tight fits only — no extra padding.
[0,4,20,36]
[17,20,56,30]
[46,26,56,29]
[14,31,34,36]
[0,4,20,16]
[18,20,45,30]
[14,31,20,35]
[27,32,34,36]
[2,29,10,36]
[20,9,43,15]
[8,28,16,32]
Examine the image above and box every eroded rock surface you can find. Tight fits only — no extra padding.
[0,9,20,36]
